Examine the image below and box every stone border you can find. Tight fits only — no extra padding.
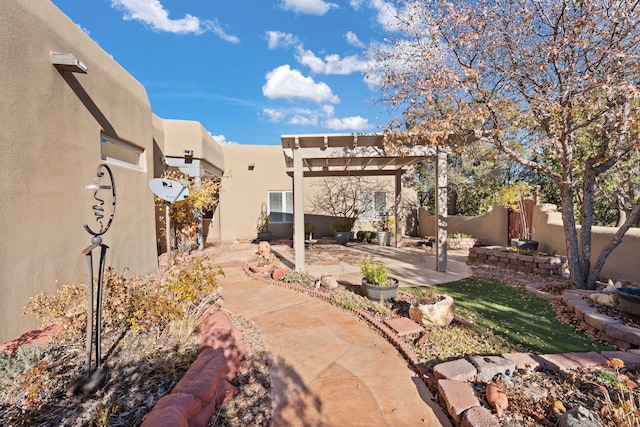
[563,290,640,350]
[141,310,246,426]
[468,246,568,276]
[244,260,640,426]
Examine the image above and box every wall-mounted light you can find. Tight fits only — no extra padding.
[183,149,194,157]
[248,162,255,170]
[51,52,88,73]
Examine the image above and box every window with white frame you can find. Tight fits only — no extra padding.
[358,190,387,221]
[100,134,145,170]
[268,191,293,223]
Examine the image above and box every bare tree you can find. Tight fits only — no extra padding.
[369,0,640,289]
[308,177,384,230]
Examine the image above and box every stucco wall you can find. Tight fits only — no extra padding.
[0,1,159,342]
[531,204,640,282]
[418,206,509,246]
[210,145,293,241]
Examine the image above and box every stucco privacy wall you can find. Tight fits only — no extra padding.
[531,204,640,283]
[418,206,509,246]
[209,144,420,242]
[0,1,158,342]
[210,145,294,241]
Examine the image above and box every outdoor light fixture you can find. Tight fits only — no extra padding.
[51,52,88,73]
[183,149,194,157]
[248,162,255,170]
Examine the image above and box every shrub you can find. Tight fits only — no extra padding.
[281,270,315,287]
[359,258,388,286]
[24,255,224,341]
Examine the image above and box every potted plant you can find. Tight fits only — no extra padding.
[331,220,354,245]
[249,241,276,273]
[359,257,399,301]
[374,208,392,246]
[256,211,272,242]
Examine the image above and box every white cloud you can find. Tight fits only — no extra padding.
[290,114,319,126]
[261,105,372,130]
[349,0,364,11]
[262,65,340,104]
[263,108,287,123]
[211,134,238,144]
[110,0,239,42]
[279,0,338,15]
[295,46,368,75]
[324,115,371,130]
[345,31,365,48]
[265,31,299,49]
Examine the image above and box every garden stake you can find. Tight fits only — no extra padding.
[67,163,116,396]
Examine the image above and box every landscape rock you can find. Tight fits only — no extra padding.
[588,292,616,307]
[320,274,339,289]
[257,241,271,257]
[485,383,508,416]
[558,405,603,427]
[409,295,455,327]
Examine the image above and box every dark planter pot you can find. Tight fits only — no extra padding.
[616,288,640,318]
[335,232,351,246]
[511,239,538,251]
[362,277,399,302]
[257,231,273,242]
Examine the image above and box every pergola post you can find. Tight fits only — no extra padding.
[435,146,448,272]
[292,146,305,270]
[394,170,402,248]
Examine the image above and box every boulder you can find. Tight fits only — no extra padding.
[409,295,455,327]
[588,292,617,307]
[320,274,339,290]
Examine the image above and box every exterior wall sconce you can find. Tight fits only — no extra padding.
[51,52,88,73]
[248,162,255,170]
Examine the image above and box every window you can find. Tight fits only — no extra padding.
[101,134,145,170]
[358,190,387,221]
[268,191,293,223]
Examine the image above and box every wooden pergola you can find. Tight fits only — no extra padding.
[280,133,449,272]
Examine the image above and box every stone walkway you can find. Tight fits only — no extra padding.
[212,241,453,426]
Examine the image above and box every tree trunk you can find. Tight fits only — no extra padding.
[560,184,587,288]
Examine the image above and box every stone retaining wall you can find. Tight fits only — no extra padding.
[467,246,568,276]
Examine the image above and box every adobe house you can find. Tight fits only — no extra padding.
[1,1,444,343]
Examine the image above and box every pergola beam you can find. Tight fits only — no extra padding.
[282,133,448,272]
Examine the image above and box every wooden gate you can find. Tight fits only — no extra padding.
[508,199,535,243]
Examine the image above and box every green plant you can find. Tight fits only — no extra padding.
[330,220,353,233]
[304,222,316,236]
[359,258,389,286]
[413,286,441,305]
[0,345,45,381]
[281,270,315,286]
[356,230,366,241]
[366,231,377,241]
[448,233,475,239]
[256,212,271,233]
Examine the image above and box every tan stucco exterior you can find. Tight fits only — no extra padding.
[1,1,159,342]
[419,205,509,246]
[210,145,293,241]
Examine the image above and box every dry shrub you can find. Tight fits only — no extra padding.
[23,254,224,342]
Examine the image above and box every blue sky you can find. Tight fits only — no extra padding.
[50,0,409,145]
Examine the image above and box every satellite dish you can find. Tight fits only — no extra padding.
[149,178,189,203]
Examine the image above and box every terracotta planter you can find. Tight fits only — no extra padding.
[362,277,399,302]
[249,264,275,273]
